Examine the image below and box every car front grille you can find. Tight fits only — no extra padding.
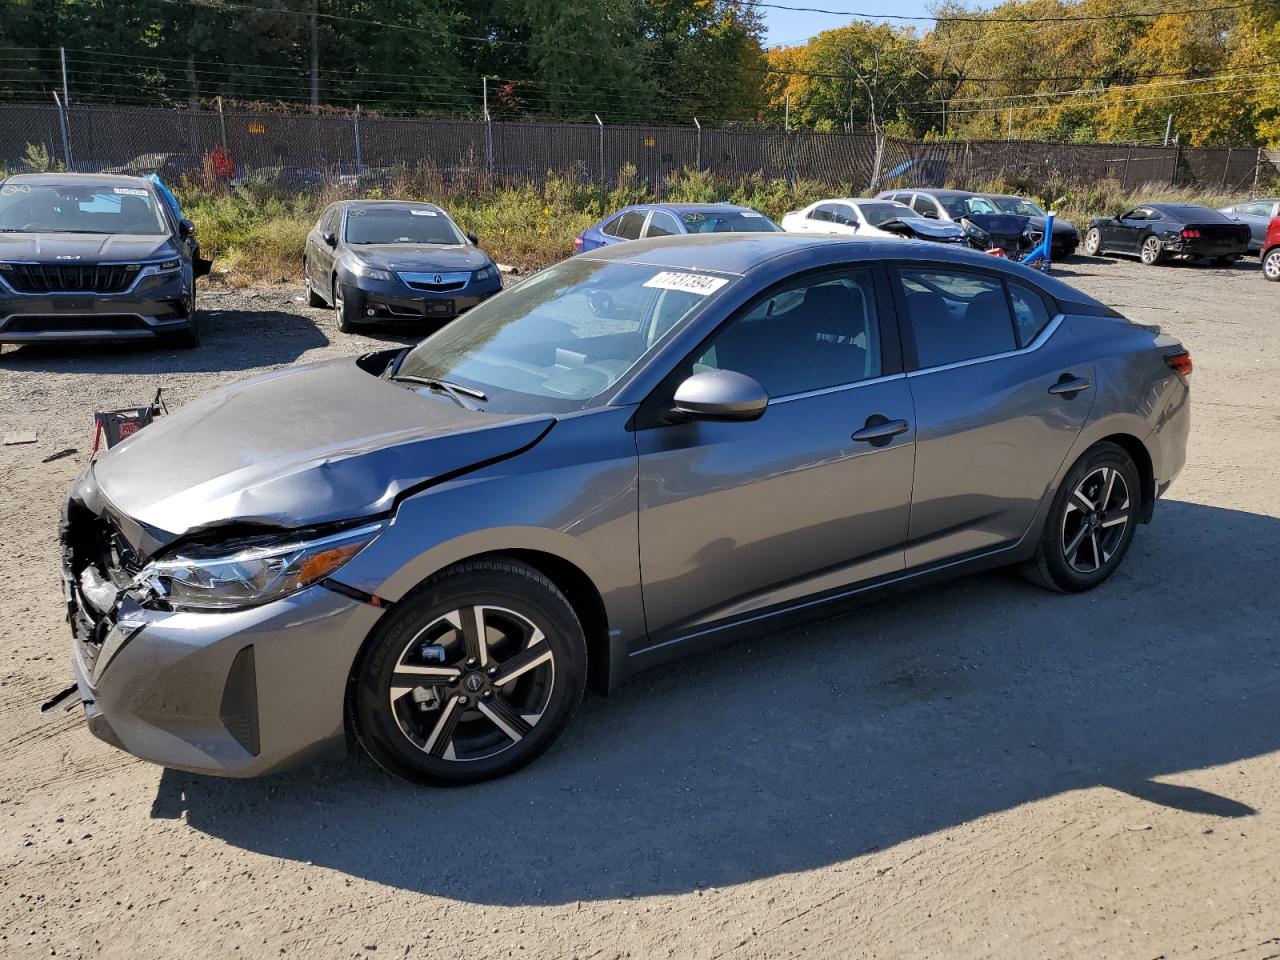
[4,263,138,294]
[397,270,469,293]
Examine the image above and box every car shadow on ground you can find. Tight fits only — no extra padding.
[0,310,329,374]
[151,500,1280,906]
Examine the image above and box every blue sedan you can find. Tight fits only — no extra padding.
[574,202,781,253]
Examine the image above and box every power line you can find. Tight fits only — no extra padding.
[744,0,1249,22]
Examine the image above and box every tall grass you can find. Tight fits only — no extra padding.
[171,164,1273,286]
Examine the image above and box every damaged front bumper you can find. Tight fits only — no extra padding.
[54,482,385,778]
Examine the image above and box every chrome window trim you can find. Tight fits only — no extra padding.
[905,313,1065,378]
[770,371,907,405]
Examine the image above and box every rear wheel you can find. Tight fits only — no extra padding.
[1140,235,1164,266]
[1083,227,1103,256]
[1022,442,1140,593]
[351,559,588,786]
[305,262,326,306]
[1262,247,1280,282]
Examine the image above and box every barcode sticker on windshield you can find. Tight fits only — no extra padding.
[410,209,437,216]
[112,188,149,197]
[643,271,729,296]
[740,211,762,217]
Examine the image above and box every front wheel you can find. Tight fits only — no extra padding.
[1022,442,1141,593]
[333,278,360,333]
[1140,235,1164,266]
[351,559,588,786]
[1262,247,1280,282]
[1083,227,1103,256]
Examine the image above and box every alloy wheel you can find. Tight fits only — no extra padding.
[1141,236,1162,265]
[1084,228,1101,255]
[1060,466,1131,574]
[1265,249,1280,281]
[387,605,555,762]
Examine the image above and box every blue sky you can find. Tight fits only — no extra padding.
[759,1,951,47]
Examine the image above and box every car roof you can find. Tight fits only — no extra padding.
[342,199,446,214]
[907,188,979,198]
[2,172,156,189]
[1148,203,1228,218]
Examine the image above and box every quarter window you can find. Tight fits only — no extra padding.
[601,214,625,237]
[1007,281,1052,347]
[897,269,1017,368]
[691,269,882,398]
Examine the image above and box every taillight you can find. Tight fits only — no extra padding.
[1181,227,1201,239]
[572,236,583,251]
[1165,351,1193,377]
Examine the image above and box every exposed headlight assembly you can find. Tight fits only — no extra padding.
[473,264,498,282]
[133,521,385,611]
[349,260,392,282]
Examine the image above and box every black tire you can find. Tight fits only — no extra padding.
[305,262,326,306]
[1022,441,1141,593]
[1140,235,1164,266]
[1264,247,1280,282]
[1083,227,1103,257]
[169,280,201,348]
[333,277,360,333]
[351,558,588,786]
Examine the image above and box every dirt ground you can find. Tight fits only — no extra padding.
[1,254,1278,960]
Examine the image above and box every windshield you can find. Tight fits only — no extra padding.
[0,182,168,234]
[680,210,781,233]
[988,196,1046,217]
[857,201,920,226]
[396,258,727,411]
[345,206,466,245]
[939,195,1001,219]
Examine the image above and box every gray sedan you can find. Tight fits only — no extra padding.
[52,234,1191,786]
[1219,199,1280,253]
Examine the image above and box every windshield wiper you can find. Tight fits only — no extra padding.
[389,375,487,408]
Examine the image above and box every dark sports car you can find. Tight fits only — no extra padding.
[303,200,502,333]
[1084,203,1251,266]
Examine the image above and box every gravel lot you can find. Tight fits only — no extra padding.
[1,254,1278,960]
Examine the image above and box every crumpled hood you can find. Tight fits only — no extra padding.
[0,232,176,263]
[1026,215,1079,237]
[347,244,492,273]
[88,357,554,552]
[883,217,966,239]
[962,213,1030,238]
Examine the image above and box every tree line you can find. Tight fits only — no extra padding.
[2,0,1278,146]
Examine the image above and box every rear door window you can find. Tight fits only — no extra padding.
[645,210,681,237]
[614,210,647,241]
[896,268,1018,368]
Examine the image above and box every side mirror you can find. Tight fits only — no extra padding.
[921,209,939,219]
[466,232,479,245]
[178,218,195,237]
[671,370,768,423]
[322,231,337,247]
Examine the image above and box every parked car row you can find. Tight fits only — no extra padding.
[2,169,1276,353]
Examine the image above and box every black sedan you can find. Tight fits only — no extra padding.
[303,200,502,332]
[984,193,1080,259]
[1084,203,1251,266]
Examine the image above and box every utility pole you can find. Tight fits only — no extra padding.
[595,114,604,186]
[784,93,789,133]
[1007,106,1013,140]
[59,47,69,106]
[52,91,72,169]
[1163,113,1173,147]
[483,77,494,191]
[693,116,701,170]
[309,0,319,108]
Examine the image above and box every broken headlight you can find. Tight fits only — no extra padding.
[133,521,385,611]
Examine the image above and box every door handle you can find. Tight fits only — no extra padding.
[852,415,910,445]
[1048,375,1092,397]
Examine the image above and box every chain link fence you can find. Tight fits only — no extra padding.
[2,100,1275,195]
